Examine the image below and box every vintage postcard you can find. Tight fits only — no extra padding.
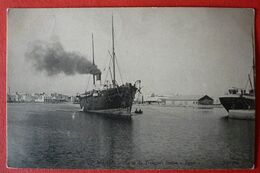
[7,8,255,169]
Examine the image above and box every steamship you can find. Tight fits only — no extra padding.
[219,35,256,120]
[78,16,139,117]
[219,87,255,119]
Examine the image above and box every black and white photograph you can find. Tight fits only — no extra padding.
[7,8,255,169]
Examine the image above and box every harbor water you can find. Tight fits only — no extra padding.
[7,103,254,169]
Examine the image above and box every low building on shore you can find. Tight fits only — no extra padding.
[20,93,34,102]
[138,93,165,105]
[7,93,16,102]
[161,95,214,107]
[8,91,76,104]
[51,93,70,103]
[7,92,34,102]
[35,93,46,103]
[144,96,163,104]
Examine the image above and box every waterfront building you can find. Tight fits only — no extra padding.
[161,95,214,107]
[35,93,46,103]
[7,93,16,102]
[144,96,163,104]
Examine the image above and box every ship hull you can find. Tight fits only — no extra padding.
[219,95,255,119]
[84,107,132,117]
[79,84,137,117]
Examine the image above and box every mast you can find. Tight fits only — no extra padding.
[252,14,256,91]
[112,15,116,87]
[92,34,95,86]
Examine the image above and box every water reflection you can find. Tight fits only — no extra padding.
[66,111,134,168]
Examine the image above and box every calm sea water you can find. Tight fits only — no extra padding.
[7,103,254,169]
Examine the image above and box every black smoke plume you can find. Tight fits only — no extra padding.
[25,40,101,76]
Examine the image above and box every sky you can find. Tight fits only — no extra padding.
[7,8,255,96]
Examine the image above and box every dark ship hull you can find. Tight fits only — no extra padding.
[219,95,255,119]
[79,84,137,117]
[219,95,255,112]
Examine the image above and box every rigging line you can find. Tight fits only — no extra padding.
[245,78,249,90]
[244,68,253,90]
[108,50,119,86]
[108,67,113,83]
[104,51,113,82]
[104,67,109,82]
[248,68,252,89]
[249,68,254,88]
[248,74,253,91]
[104,61,110,82]
[114,54,124,85]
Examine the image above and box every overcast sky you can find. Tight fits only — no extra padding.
[7,8,254,96]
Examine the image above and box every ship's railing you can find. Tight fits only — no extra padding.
[228,88,254,96]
